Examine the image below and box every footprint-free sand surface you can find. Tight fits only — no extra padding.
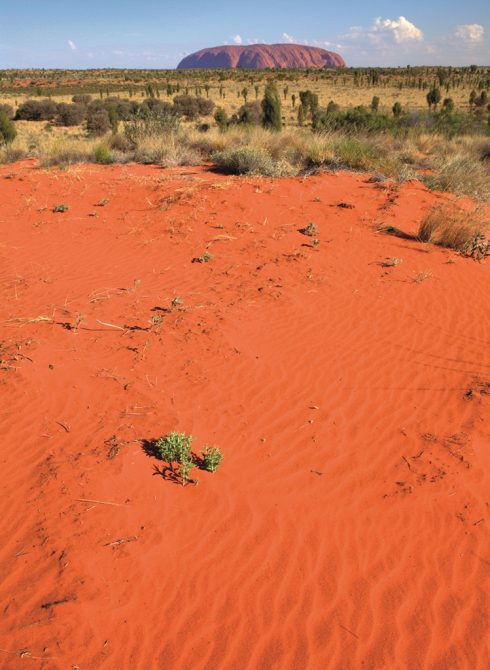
[1,162,489,669]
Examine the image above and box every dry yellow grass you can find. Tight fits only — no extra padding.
[418,203,489,254]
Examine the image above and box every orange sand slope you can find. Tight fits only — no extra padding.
[0,163,489,670]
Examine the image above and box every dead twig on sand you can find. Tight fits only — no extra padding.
[96,320,126,331]
[75,498,126,507]
[104,536,138,547]
[0,648,58,660]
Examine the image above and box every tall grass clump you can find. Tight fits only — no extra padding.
[212,146,279,176]
[418,203,489,256]
[424,154,490,201]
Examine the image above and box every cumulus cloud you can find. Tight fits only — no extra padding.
[68,39,77,51]
[346,16,423,45]
[454,24,484,43]
[231,35,242,45]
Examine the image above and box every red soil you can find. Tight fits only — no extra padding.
[0,163,489,669]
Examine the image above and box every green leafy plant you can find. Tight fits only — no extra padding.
[94,143,113,164]
[156,431,193,464]
[299,222,318,237]
[200,446,223,472]
[192,250,213,263]
[177,457,194,486]
[53,203,69,213]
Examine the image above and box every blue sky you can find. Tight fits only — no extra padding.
[0,0,489,68]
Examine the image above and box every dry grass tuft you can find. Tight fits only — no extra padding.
[418,203,489,257]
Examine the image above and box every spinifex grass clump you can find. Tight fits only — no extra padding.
[200,446,224,472]
[418,203,489,258]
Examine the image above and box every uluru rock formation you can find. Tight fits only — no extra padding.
[177,43,346,69]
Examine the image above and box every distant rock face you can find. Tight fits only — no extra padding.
[177,44,346,70]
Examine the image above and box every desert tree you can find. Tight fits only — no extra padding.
[392,102,403,117]
[214,107,228,131]
[426,87,441,110]
[262,82,282,131]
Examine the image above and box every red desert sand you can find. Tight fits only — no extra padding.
[0,162,489,669]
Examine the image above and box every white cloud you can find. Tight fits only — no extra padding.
[68,39,77,51]
[231,34,242,45]
[454,24,484,43]
[282,32,295,44]
[346,16,423,45]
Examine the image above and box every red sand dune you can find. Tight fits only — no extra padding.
[0,162,489,669]
[177,43,346,69]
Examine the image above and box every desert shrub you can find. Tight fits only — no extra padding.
[200,446,223,472]
[140,98,172,115]
[214,107,228,131]
[0,104,14,119]
[196,97,215,116]
[94,143,113,164]
[332,137,380,170]
[236,101,263,126]
[16,98,57,121]
[108,108,119,134]
[426,87,442,110]
[299,90,319,119]
[212,146,277,175]
[0,111,16,144]
[131,135,199,166]
[262,82,282,131]
[173,95,214,119]
[108,133,132,152]
[72,94,92,104]
[109,99,138,121]
[0,145,25,163]
[371,96,380,112]
[124,109,179,144]
[87,109,110,136]
[418,203,489,255]
[442,98,455,113]
[313,106,392,133]
[56,103,87,126]
[392,102,403,117]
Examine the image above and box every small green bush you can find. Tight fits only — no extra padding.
[157,432,193,464]
[200,446,223,472]
[212,146,276,176]
[94,143,114,164]
[0,112,16,144]
[52,203,69,213]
